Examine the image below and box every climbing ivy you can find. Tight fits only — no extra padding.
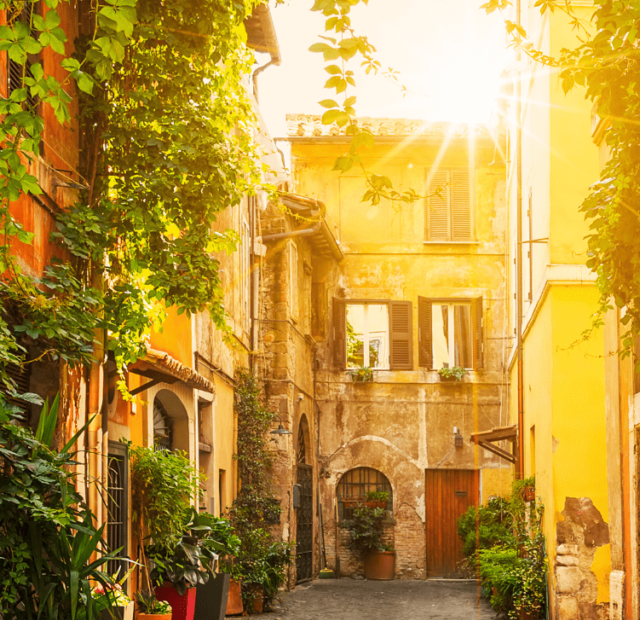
[482,1,640,357]
[0,0,266,384]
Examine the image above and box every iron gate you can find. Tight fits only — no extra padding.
[295,464,313,583]
[107,442,129,579]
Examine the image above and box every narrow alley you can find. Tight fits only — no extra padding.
[247,580,495,620]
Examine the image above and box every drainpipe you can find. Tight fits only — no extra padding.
[516,0,525,479]
[252,59,277,103]
[87,265,105,529]
[260,221,322,244]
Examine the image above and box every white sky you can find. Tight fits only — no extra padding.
[257,0,511,138]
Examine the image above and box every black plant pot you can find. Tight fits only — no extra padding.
[194,573,230,620]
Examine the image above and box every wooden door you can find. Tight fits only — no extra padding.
[425,469,479,578]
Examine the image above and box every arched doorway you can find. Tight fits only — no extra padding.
[153,389,189,453]
[296,414,313,583]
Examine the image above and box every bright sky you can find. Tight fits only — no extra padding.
[258,0,511,138]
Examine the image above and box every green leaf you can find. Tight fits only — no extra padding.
[44,9,61,29]
[318,99,339,109]
[321,109,349,126]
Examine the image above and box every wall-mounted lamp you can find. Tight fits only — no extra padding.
[454,427,463,449]
[270,415,292,436]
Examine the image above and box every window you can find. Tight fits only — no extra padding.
[333,299,413,370]
[426,168,472,241]
[346,303,389,369]
[418,297,484,370]
[337,467,393,520]
[107,442,129,580]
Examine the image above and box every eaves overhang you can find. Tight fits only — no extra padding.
[128,348,215,396]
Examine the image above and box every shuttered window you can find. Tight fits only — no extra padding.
[418,297,484,370]
[426,168,472,241]
[333,300,413,371]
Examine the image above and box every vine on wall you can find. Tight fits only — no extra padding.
[0,0,265,386]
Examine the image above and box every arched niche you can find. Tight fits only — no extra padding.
[153,389,189,454]
[336,466,393,520]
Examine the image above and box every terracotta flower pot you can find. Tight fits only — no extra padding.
[224,578,243,616]
[245,584,264,615]
[523,486,536,502]
[138,614,171,620]
[363,550,395,580]
[155,584,197,620]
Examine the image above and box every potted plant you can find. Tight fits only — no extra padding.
[93,568,135,620]
[342,505,395,580]
[136,591,173,620]
[349,365,374,382]
[149,509,217,620]
[130,445,209,620]
[364,490,389,510]
[437,366,468,382]
[194,513,241,620]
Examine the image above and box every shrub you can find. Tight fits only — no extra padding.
[457,496,514,557]
[341,504,386,553]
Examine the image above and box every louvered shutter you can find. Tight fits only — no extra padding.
[333,299,346,369]
[451,168,472,241]
[418,296,433,369]
[472,297,484,370]
[428,169,450,241]
[389,301,413,370]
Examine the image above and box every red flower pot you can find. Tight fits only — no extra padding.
[155,584,197,620]
[364,501,387,509]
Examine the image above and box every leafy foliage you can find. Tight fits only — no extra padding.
[456,496,514,558]
[341,504,387,553]
[437,366,468,381]
[223,369,293,606]
[461,478,547,620]
[130,444,204,554]
[0,0,265,384]
[0,395,118,620]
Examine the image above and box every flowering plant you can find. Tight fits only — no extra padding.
[92,582,132,608]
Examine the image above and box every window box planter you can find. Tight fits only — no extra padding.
[155,584,197,620]
[138,614,172,620]
[364,500,387,509]
[364,550,395,581]
[349,369,374,383]
[437,366,468,382]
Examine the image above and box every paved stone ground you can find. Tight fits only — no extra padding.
[242,579,496,620]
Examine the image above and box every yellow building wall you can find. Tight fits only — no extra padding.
[213,376,237,516]
[514,284,610,609]
[548,13,601,266]
[150,305,192,367]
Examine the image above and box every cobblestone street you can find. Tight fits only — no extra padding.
[246,579,496,620]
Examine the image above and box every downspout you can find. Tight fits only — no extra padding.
[87,265,105,528]
[252,59,277,104]
[261,221,322,244]
[250,195,258,372]
[516,0,525,479]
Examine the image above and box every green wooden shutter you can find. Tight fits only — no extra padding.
[333,299,346,369]
[418,297,433,369]
[451,168,472,241]
[389,301,413,370]
[473,297,484,370]
[427,169,450,240]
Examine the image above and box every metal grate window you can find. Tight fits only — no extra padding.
[337,467,393,520]
[7,1,41,111]
[107,442,129,580]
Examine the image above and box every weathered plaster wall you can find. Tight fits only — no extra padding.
[288,129,511,579]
